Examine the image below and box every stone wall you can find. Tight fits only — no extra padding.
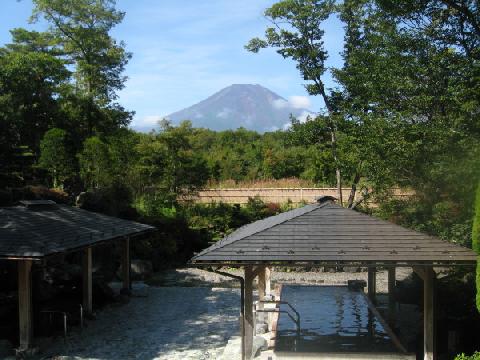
[189,188,411,205]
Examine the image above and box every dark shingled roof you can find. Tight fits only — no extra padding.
[0,203,155,259]
[191,202,477,266]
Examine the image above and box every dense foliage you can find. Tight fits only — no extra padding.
[456,352,480,360]
[474,183,480,311]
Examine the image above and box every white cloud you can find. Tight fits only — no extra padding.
[272,98,288,109]
[136,115,163,127]
[271,96,312,110]
[289,96,311,109]
[297,110,314,123]
[280,110,315,130]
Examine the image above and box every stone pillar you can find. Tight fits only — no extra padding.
[18,260,33,350]
[424,267,435,360]
[368,266,376,303]
[244,266,255,359]
[82,247,93,315]
[121,237,131,293]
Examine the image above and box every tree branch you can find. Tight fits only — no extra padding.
[441,0,480,38]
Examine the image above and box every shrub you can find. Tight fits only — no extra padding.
[455,352,480,360]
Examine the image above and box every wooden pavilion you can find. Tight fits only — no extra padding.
[190,198,478,360]
[0,200,154,351]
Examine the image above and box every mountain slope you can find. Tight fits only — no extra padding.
[166,84,312,132]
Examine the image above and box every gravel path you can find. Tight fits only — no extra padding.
[44,286,240,360]
[154,267,413,294]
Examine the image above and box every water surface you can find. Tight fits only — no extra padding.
[276,285,399,353]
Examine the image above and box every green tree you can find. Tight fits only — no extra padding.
[0,34,69,156]
[246,0,344,201]
[38,128,75,188]
[132,122,209,207]
[31,0,132,135]
[473,183,480,312]
[78,136,111,189]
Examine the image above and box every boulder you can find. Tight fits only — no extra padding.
[253,335,268,357]
[343,266,361,273]
[130,259,153,280]
[255,323,268,334]
[348,279,367,291]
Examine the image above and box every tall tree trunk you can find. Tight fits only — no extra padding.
[347,172,361,208]
[319,84,343,206]
[330,129,343,205]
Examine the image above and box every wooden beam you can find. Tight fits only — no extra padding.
[388,267,396,324]
[368,266,377,303]
[424,267,435,360]
[244,266,255,359]
[257,267,266,324]
[18,260,33,350]
[82,247,93,315]
[121,237,131,293]
[362,292,408,354]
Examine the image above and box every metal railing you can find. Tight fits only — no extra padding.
[256,300,301,334]
[40,304,84,343]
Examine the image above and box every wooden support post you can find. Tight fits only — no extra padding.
[423,267,435,360]
[18,260,33,350]
[368,266,376,303]
[257,267,266,324]
[244,266,255,360]
[121,237,131,293]
[265,267,271,298]
[388,267,396,324]
[82,247,93,315]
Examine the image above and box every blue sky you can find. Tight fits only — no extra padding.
[0,0,344,131]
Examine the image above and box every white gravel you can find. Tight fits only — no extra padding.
[158,267,413,294]
[44,286,240,360]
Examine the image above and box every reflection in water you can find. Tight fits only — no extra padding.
[276,285,398,353]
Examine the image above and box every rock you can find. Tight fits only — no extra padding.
[117,259,153,281]
[0,339,13,358]
[253,335,268,357]
[348,279,367,291]
[343,266,361,273]
[256,323,268,334]
[76,191,87,207]
[130,259,153,280]
[220,336,242,360]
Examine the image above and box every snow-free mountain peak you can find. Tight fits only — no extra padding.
[166,84,313,132]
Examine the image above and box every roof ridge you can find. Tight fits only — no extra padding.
[192,202,330,259]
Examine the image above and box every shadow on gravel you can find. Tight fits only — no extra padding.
[145,268,242,288]
[42,286,241,360]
